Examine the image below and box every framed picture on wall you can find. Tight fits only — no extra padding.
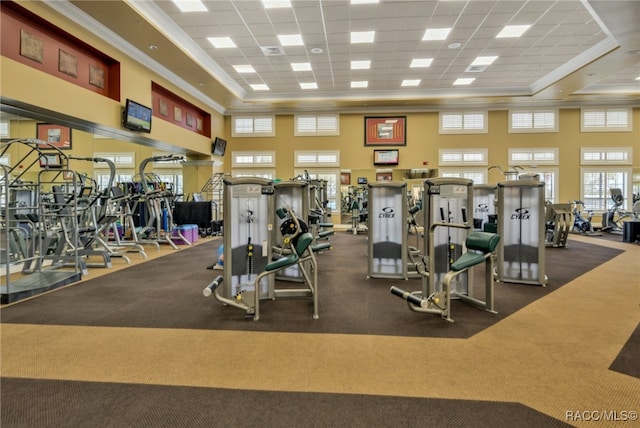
[376,172,393,181]
[340,172,351,185]
[365,116,406,146]
[37,123,72,150]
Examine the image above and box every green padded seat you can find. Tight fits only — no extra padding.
[312,243,331,252]
[318,223,333,228]
[450,232,500,272]
[265,232,314,271]
[318,231,334,238]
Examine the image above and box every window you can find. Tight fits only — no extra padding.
[580,147,632,165]
[0,155,10,166]
[294,169,340,212]
[581,107,632,132]
[231,115,275,137]
[294,114,340,136]
[439,168,487,184]
[581,168,631,211]
[439,149,488,166]
[231,169,275,179]
[440,111,487,134]
[509,148,558,166]
[294,151,340,167]
[509,110,558,133]
[154,171,184,197]
[93,152,136,169]
[94,170,135,189]
[0,121,9,138]
[231,151,275,168]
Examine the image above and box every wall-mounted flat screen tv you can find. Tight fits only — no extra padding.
[373,149,399,166]
[212,136,227,156]
[122,99,152,133]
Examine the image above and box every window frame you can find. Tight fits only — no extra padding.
[439,111,488,134]
[508,109,559,133]
[231,115,276,137]
[294,114,340,136]
[580,107,632,132]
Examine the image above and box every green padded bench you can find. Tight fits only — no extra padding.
[450,231,501,271]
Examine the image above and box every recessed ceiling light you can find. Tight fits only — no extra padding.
[278,34,304,46]
[148,45,158,51]
[351,0,379,4]
[635,76,640,80]
[291,63,312,71]
[471,56,498,66]
[262,0,291,8]
[207,37,236,48]
[453,78,475,85]
[172,0,207,12]
[351,31,375,44]
[422,28,451,41]
[410,58,433,68]
[310,47,323,54]
[233,65,256,73]
[250,84,269,91]
[401,79,421,87]
[351,60,371,70]
[496,25,531,38]
[300,82,318,89]
[448,42,461,49]
[351,81,368,88]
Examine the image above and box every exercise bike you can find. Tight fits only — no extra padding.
[569,200,599,235]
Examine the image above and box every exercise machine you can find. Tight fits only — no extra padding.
[204,205,321,320]
[544,201,571,247]
[273,180,310,282]
[472,184,497,231]
[496,180,547,286]
[367,181,412,279]
[601,188,633,234]
[569,200,600,235]
[390,178,500,322]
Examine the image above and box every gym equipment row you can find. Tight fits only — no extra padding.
[390,177,550,322]
[203,177,331,321]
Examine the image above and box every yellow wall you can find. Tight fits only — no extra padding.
[224,109,639,203]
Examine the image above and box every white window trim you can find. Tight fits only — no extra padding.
[231,115,276,137]
[508,109,559,133]
[580,147,632,165]
[520,167,559,203]
[438,167,488,184]
[0,154,10,166]
[231,169,275,179]
[93,152,136,168]
[231,151,276,168]
[580,167,632,211]
[294,114,340,136]
[294,150,340,167]
[580,107,632,132]
[439,111,488,134]
[438,148,488,166]
[508,148,559,166]
[0,121,9,138]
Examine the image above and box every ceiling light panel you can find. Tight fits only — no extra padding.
[351,31,375,44]
[351,60,371,70]
[291,63,312,71]
[250,84,270,91]
[410,58,433,68]
[233,65,256,73]
[401,79,421,87]
[471,56,498,66]
[172,0,207,13]
[262,0,291,9]
[496,25,531,38]
[207,37,236,48]
[351,81,368,88]
[300,82,318,89]
[422,28,452,41]
[277,34,304,46]
[453,78,475,85]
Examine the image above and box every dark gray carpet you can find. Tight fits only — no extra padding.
[0,377,573,428]
[0,233,624,339]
